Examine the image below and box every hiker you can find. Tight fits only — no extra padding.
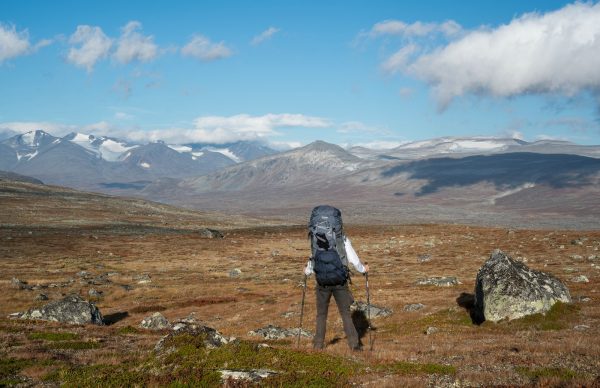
[304,205,369,351]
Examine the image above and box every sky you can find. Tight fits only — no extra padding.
[1,0,600,149]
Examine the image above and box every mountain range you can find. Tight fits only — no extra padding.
[1,129,600,228]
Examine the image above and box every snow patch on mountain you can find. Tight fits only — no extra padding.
[488,183,536,205]
[204,147,241,163]
[67,132,138,162]
[140,162,151,169]
[168,144,193,153]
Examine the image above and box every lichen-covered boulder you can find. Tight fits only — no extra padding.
[140,312,170,330]
[155,315,234,353]
[248,325,312,340]
[474,250,571,322]
[17,294,103,325]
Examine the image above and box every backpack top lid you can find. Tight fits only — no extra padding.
[308,205,343,232]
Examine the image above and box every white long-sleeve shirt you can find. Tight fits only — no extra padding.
[304,237,366,276]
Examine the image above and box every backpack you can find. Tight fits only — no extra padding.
[308,205,349,286]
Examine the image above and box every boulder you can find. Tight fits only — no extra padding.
[474,250,571,323]
[403,303,425,312]
[351,301,392,318]
[416,276,459,287]
[220,369,278,383]
[248,325,312,340]
[199,228,224,239]
[133,273,152,284]
[17,294,103,325]
[11,278,32,290]
[155,315,234,353]
[229,268,242,278]
[140,312,170,330]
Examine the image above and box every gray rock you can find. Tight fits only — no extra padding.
[155,315,234,353]
[570,254,583,260]
[417,254,432,263]
[403,303,425,312]
[77,271,90,278]
[133,273,151,284]
[574,324,590,331]
[425,326,439,335]
[91,274,111,285]
[199,228,224,239]
[571,238,586,245]
[570,275,589,283]
[220,369,278,382]
[474,250,571,323]
[271,250,280,257]
[351,301,393,318]
[35,293,49,301]
[17,294,103,325]
[11,278,32,290]
[140,312,170,330]
[88,289,103,298]
[416,276,459,287]
[229,268,242,278]
[248,324,312,340]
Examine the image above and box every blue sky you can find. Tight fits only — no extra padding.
[1,0,600,148]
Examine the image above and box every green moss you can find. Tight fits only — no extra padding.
[53,364,146,387]
[117,326,140,335]
[0,358,33,381]
[501,302,580,331]
[49,341,101,350]
[516,366,578,380]
[28,331,79,341]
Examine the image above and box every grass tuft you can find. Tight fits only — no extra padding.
[49,341,101,350]
[516,366,579,380]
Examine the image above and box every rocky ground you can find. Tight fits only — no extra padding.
[1,179,600,386]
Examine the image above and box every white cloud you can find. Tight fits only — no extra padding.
[0,121,117,137]
[381,44,418,74]
[181,34,232,61]
[113,21,158,64]
[0,24,52,63]
[0,24,30,63]
[367,19,461,39]
[126,113,330,144]
[383,2,600,108]
[114,111,133,120]
[251,27,280,45]
[67,25,112,72]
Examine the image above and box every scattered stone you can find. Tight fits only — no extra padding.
[34,293,48,301]
[563,267,578,273]
[133,273,152,284]
[425,326,439,335]
[570,254,583,260]
[571,238,587,246]
[16,294,103,325]
[417,254,432,263]
[588,255,598,261]
[416,276,459,287]
[155,315,234,353]
[281,311,298,318]
[576,296,591,303]
[248,325,312,340]
[11,278,32,290]
[120,284,134,291]
[351,301,393,318]
[77,271,90,278]
[88,289,103,298]
[229,268,242,278]
[570,275,589,283]
[271,249,280,257]
[574,324,590,331]
[199,228,224,239]
[140,312,170,330]
[473,250,571,323]
[220,369,279,383]
[403,303,425,312]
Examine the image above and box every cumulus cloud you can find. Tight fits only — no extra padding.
[67,25,112,72]
[0,24,52,63]
[126,113,331,144]
[251,27,280,45]
[181,34,232,61]
[381,2,600,109]
[113,21,158,64]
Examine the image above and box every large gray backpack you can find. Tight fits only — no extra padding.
[308,205,349,286]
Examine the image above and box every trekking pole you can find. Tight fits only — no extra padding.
[297,274,308,348]
[365,266,373,351]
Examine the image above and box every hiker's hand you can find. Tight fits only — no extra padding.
[364,264,369,274]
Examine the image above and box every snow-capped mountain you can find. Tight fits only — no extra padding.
[63,132,139,162]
